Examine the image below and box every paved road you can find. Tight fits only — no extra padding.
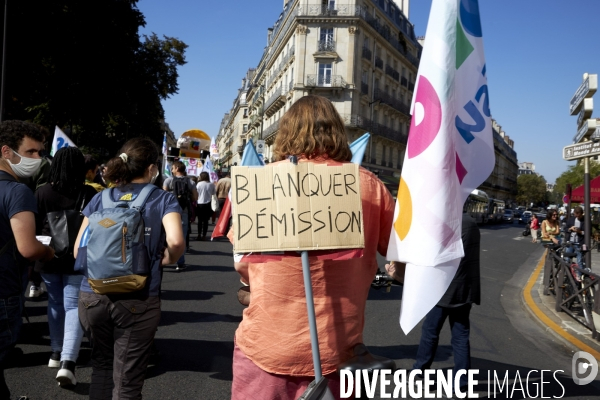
[5,222,600,399]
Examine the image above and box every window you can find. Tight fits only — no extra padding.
[322,0,335,10]
[364,36,370,50]
[320,28,333,44]
[362,70,368,84]
[243,124,248,132]
[318,63,332,86]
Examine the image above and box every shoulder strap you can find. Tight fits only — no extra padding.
[130,184,157,210]
[101,187,119,209]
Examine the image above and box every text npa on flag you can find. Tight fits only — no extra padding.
[231,163,364,253]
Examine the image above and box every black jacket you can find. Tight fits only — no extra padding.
[565,216,585,244]
[438,214,481,307]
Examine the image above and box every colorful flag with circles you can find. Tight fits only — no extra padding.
[386,0,494,333]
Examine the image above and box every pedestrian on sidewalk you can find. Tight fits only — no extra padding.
[75,138,185,399]
[34,147,98,386]
[215,172,231,230]
[0,120,56,399]
[530,214,540,243]
[195,171,215,241]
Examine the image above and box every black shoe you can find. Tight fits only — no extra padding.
[56,360,77,386]
[48,351,61,368]
[176,264,188,272]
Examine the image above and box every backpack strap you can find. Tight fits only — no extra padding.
[130,184,158,211]
[101,187,120,209]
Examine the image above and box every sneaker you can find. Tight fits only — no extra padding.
[176,264,188,272]
[48,351,61,368]
[56,361,77,386]
[29,285,44,298]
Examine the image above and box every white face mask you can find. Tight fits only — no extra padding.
[8,148,42,178]
[150,166,159,184]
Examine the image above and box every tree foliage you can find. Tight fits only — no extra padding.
[0,0,187,157]
[553,162,600,202]
[516,174,547,205]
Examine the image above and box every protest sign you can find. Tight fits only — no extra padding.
[180,157,201,176]
[231,162,364,253]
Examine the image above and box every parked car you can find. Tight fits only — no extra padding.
[503,209,515,223]
[519,211,532,224]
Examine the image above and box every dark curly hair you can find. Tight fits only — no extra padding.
[0,120,48,151]
[49,147,86,196]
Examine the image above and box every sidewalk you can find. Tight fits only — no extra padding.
[523,246,600,358]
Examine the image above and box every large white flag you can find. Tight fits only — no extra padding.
[50,126,76,156]
[387,0,494,333]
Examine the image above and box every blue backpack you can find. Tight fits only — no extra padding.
[76,184,157,294]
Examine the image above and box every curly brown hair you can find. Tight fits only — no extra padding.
[273,95,351,162]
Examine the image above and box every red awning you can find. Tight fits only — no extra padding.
[570,175,600,203]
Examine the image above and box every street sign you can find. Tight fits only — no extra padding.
[570,74,597,115]
[573,119,597,144]
[563,138,600,160]
[577,98,594,127]
[256,140,265,154]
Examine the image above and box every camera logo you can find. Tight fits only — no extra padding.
[572,351,598,385]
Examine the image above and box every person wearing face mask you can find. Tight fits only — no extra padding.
[0,120,56,399]
[74,137,184,399]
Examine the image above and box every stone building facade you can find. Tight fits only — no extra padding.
[478,119,518,201]
[216,0,421,189]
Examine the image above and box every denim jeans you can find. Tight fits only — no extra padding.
[177,211,189,266]
[0,296,23,399]
[413,304,472,388]
[565,244,584,279]
[41,273,84,362]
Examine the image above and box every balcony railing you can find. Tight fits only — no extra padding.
[267,45,296,88]
[374,88,410,116]
[386,65,400,81]
[375,56,383,69]
[361,81,369,96]
[297,4,357,17]
[262,119,280,142]
[317,39,336,52]
[306,74,347,88]
[265,87,283,110]
[362,47,372,61]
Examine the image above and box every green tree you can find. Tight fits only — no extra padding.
[517,174,547,205]
[553,162,600,203]
[1,0,187,157]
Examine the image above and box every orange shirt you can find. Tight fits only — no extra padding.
[231,159,395,376]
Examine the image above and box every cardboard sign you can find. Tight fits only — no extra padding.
[231,163,364,253]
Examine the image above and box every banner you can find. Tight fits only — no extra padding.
[387,0,494,333]
[50,126,76,156]
[201,158,219,183]
[210,136,219,160]
[179,157,201,177]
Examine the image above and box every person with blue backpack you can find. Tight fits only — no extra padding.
[74,137,185,399]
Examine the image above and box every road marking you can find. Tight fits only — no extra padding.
[523,251,600,359]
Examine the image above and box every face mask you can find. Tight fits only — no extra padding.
[150,167,159,184]
[8,148,42,178]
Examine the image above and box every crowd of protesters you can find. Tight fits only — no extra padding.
[0,95,481,400]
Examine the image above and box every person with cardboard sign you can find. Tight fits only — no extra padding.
[229,95,395,399]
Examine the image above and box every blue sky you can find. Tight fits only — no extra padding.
[137,0,600,184]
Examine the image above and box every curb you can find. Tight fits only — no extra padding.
[522,251,600,359]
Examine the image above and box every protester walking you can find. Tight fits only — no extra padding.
[74,138,185,399]
[163,161,198,270]
[0,120,56,400]
[229,95,395,399]
[35,147,98,386]
[195,171,215,241]
[388,212,481,391]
